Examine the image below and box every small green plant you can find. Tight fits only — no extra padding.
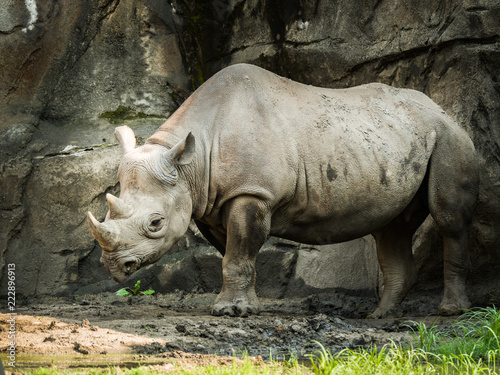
[116,280,155,297]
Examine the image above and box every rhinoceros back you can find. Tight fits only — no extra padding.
[149,64,451,242]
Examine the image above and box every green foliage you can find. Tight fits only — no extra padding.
[29,369,114,375]
[115,288,132,296]
[306,341,433,375]
[115,280,155,297]
[408,306,500,361]
[25,356,304,375]
[306,340,498,375]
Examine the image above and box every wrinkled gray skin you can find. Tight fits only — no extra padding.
[88,64,479,318]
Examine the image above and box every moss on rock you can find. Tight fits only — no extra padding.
[99,106,164,124]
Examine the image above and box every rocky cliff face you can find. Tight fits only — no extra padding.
[1,0,499,309]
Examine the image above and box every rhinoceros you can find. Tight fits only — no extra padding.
[88,63,479,318]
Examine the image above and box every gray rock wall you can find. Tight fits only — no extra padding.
[1,0,499,308]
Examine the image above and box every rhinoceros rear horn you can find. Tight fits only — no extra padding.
[87,211,118,249]
[114,125,136,154]
[106,193,132,219]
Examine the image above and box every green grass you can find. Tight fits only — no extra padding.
[25,356,306,375]
[17,306,500,375]
[408,306,500,362]
[307,340,498,375]
[307,342,433,375]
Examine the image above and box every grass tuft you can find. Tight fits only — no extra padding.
[306,341,434,375]
[408,306,500,362]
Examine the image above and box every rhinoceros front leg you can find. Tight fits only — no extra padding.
[211,196,271,317]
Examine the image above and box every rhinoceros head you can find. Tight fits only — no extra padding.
[87,125,195,283]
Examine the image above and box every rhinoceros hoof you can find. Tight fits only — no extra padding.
[438,303,470,316]
[366,304,403,319]
[438,294,471,316]
[211,299,260,317]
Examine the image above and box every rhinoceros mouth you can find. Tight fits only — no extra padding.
[109,265,135,284]
[101,256,140,283]
[122,259,140,276]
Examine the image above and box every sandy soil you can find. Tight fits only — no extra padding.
[0,292,457,371]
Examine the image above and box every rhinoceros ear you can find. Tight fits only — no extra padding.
[114,125,136,154]
[169,132,196,166]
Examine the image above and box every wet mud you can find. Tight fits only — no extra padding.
[0,291,457,370]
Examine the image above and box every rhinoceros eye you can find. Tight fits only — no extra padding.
[147,215,165,233]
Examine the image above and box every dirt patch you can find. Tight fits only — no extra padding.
[0,292,457,370]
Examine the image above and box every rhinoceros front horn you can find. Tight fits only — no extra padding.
[106,193,132,219]
[87,211,118,249]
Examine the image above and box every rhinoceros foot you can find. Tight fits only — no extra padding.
[211,291,260,317]
[438,281,471,316]
[438,299,471,316]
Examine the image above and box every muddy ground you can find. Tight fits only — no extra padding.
[0,291,458,370]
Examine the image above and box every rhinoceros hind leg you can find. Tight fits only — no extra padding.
[437,231,472,315]
[211,196,271,317]
[430,201,476,315]
[427,133,479,316]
